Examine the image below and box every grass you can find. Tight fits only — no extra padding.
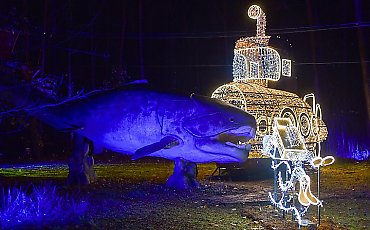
[0,161,217,182]
[0,164,69,178]
[319,159,370,230]
[0,157,368,229]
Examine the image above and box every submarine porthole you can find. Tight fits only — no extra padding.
[299,113,311,138]
[257,118,267,134]
[280,107,297,127]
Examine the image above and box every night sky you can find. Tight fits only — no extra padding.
[1,0,369,147]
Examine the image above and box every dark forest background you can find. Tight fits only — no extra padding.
[0,0,368,159]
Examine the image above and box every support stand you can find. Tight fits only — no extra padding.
[67,133,97,185]
[166,158,199,190]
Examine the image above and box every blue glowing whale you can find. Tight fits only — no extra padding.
[31,88,256,163]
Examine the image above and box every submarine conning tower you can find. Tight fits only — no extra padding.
[233,5,292,87]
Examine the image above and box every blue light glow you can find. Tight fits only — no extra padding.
[0,182,87,228]
[327,131,369,161]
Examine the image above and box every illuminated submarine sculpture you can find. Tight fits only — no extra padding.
[211,5,334,226]
[211,5,328,159]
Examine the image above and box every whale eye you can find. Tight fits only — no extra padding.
[229,118,235,122]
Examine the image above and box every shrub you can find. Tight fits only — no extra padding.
[0,182,88,229]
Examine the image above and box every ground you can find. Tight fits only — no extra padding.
[0,154,369,229]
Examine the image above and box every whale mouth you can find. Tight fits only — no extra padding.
[217,134,252,150]
[215,126,255,150]
[225,140,251,150]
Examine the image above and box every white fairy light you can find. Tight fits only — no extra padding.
[268,192,310,226]
[261,118,335,226]
[282,59,292,77]
[232,53,248,81]
[267,159,311,226]
[248,5,265,37]
[212,4,335,227]
[213,5,328,159]
[232,5,291,85]
[272,118,315,161]
[233,47,281,81]
[249,60,260,78]
[212,82,328,158]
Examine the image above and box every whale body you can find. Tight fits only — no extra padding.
[31,88,256,163]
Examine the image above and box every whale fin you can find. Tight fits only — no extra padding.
[132,136,180,160]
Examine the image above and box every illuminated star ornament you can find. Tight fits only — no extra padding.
[211,4,334,226]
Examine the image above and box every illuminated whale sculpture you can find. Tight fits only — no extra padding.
[31,87,256,188]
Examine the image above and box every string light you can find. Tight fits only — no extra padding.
[212,82,328,158]
[212,4,327,158]
[211,4,337,227]
[261,118,335,226]
[262,118,334,225]
[282,59,292,77]
[232,53,248,81]
[211,4,336,227]
[232,5,291,85]
[233,47,282,81]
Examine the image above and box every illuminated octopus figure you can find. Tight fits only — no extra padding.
[211,5,335,226]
